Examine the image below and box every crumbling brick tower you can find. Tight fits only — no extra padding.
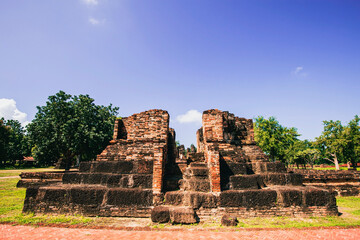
[162,109,338,221]
[22,109,172,217]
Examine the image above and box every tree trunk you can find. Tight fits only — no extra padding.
[55,154,74,171]
[76,155,80,168]
[55,158,66,169]
[64,159,71,171]
[334,154,340,170]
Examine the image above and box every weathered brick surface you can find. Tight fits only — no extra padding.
[220,189,277,208]
[169,207,198,224]
[261,173,303,186]
[17,171,70,188]
[107,188,153,207]
[229,175,262,190]
[151,206,170,223]
[274,187,303,207]
[290,168,360,196]
[21,109,170,217]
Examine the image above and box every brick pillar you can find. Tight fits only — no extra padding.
[205,144,221,193]
[152,147,165,194]
[209,150,221,192]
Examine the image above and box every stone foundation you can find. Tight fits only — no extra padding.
[290,169,360,196]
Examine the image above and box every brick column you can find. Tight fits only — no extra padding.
[152,147,165,194]
[205,144,221,193]
[209,150,221,192]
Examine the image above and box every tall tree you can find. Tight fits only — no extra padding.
[27,91,118,170]
[254,116,299,162]
[343,115,360,170]
[0,118,30,167]
[316,120,347,170]
[4,119,30,165]
[284,139,320,169]
[0,119,10,166]
[284,139,308,168]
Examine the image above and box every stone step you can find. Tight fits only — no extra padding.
[229,173,303,190]
[23,186,154,216]
[260,173,303,186]
[164,191,218,209]
[62,172,153,189]
[220,162,253,175]
[229,174,263,190]
[79,160,153,174]
[183,174,209,181]
[179,179,210,192]
[187,153,205,162]
[219,186,336,209]
[251,161,286,174]
[189,162,207,168]
[184,166,209,177]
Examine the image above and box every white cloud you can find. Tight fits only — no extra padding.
[88,17,105,25]
[82,0,99,6]
[0,99,29,126]
[294,66,303,74]
[292,66,308,77]
[176,110,202,124]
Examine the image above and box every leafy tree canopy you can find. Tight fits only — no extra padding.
[27,90,119,169]
[0,119,11,165]
[0,118,30,166]
[254,116,299,162]
[316,115,360,170]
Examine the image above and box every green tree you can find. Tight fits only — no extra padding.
[316,120,347,170]
[254,116,299,162]
[297,148,320,169]
[0,119,10,166]
[284,139,307,167]
[0,118,30,167]
[4,119,30,165]
[343,115,360,170]
[285,140,320,169]
[27,91,118,170]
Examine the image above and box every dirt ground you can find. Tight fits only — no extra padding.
[1,224,360,240]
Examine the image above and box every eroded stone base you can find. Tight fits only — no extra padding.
[23,186,153,217]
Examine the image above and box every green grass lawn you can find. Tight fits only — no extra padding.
[291,166,359,171]
[312,167,359,171]
[0,167,63,178]
[0,168,360,229]
[0,168,93,225]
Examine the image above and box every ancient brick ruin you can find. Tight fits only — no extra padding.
[290,169,360,197]
[20,109,339,223]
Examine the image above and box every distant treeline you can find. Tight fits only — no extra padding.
[254,115,360,170]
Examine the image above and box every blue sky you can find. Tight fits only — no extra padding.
[0,0,359,147]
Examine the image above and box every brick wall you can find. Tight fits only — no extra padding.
[290,169,360,196]
[97,109,171,193]
[113,109,169,142]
